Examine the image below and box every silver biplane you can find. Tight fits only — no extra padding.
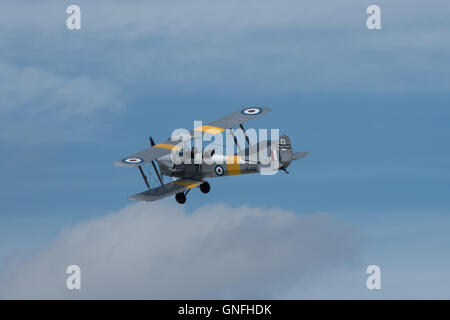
[114,107,308,204]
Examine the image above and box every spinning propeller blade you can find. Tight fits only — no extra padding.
[149,136,156,147]
[149,136,164,186]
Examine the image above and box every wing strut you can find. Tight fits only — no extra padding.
[229,129,242,151]
[149,137,164,187]
[138,166,150,189]
[151,161,164,186]
[239,124,250,146]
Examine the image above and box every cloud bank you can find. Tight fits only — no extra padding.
[0,59,125,143]
[0,202,360,299]
[0,61,124,116]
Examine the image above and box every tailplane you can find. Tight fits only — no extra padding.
[293,152,308,160]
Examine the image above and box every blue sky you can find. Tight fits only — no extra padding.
[0,0,449,298]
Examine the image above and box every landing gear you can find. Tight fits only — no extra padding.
[175,192,186,204]
[175,182,210,204]
[200,182,210,194]
[281,167,289,174]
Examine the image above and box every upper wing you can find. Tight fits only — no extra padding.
[194,107,272,135]
[127,178,202,202]
[114,141,181,168]
[114,107,271,167]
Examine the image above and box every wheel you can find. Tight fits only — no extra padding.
[175,192,186,204]
[200,181,210,194]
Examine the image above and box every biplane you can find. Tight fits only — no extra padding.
[114,107,308,204]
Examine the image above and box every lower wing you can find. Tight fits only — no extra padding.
[127,178,203,202]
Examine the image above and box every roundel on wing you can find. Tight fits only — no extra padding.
[215,165,224,176]
[123,157,144,164]
[241,107,262,115]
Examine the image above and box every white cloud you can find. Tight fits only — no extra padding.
[0,61,125,143]
[0,202,360,299]
[0,61,125,117]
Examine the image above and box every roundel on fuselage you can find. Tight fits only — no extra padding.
[215,165,224,176]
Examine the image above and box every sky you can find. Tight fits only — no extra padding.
[0,0,449,299]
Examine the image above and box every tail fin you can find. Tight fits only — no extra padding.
[278,134,293,169]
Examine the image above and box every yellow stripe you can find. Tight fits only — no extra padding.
[154,143,182,151]
[226,155,241,176]
[194,125,225,135]
[173,180,199,189]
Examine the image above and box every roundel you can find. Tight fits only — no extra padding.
[215,165,224,176]
[123,157,144,164]
[241,107,262,115]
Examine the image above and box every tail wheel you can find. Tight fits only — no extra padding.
[200,181,210,194]
[175,192,186,204]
